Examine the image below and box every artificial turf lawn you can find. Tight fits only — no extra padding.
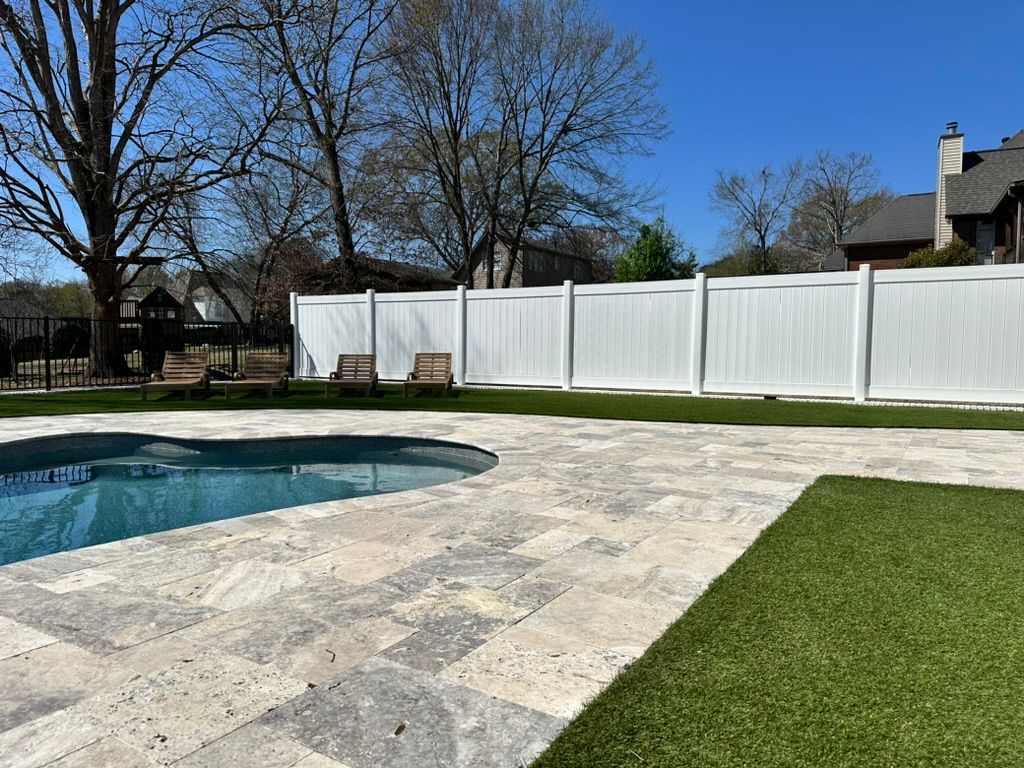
[1,381,1024,430]
[532,476,1024,768]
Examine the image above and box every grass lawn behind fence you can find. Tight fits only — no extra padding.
[1,380,1024,430]
[533,476,1024,768]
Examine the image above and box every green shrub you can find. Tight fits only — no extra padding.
[901,238,976,268]
[614,218,698,282]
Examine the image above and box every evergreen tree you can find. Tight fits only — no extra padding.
[614,218,698,282]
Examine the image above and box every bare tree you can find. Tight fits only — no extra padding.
[0,0,271,374]
[0,225,44,282]
[785,150,892,270]
[243,0,398,290]
[160,160,329,324]
[553,225,624,283]
[710,162,803,274]
[492,0,668,287]
[385,0,497,287]
[361,141,476,273]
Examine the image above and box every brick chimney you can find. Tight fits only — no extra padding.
[934,121,963,247]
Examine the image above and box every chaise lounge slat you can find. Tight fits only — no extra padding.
[325,354,378,396]
[140,351,209,401]
[223,352,290,399]
[403,352,453,398]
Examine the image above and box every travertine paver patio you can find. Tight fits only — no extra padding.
[1,410,1023,768]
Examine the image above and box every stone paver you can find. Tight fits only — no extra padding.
[257,658,563,767]
[0,409,1022,767]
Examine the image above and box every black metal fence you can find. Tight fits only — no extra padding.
[0,316,292,391]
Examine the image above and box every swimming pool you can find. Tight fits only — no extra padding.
[0,433,496,566]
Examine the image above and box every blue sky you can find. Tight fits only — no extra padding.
[35,0,1024,281]
[598,0,1024,259]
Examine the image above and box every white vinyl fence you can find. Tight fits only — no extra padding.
[290,263,1024,405]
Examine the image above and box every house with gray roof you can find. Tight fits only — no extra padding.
[840,123,1024,269]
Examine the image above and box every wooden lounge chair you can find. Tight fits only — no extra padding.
[223,351,290,399]
[404,352,453,398]
[325,354,378,397]
[141,351,209,401]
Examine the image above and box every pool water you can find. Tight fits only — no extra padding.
[0,434,495,566]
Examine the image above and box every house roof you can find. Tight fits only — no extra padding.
[842,193,935,245]
[1000,130,1024,149]
[362,257,459,288]
[822,249,846,271]
[946,146,1024,216]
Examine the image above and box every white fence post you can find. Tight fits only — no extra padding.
[561,280,574,391]
[853,264,873,402]
[455,285,467,385]
[365,289,376,356]
[690,273,707,395]
[288,291,300,377]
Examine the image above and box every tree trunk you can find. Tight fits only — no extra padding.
[484,219,497,289]
[86,261,132,379]
[501,245,519,288]
[323,148,359,291]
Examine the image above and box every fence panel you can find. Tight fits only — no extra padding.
[375,292,457,380]
[293,296,367,378]
[466,287,562,386]
[703,272,859,398]
[869,265,1024,403]
[573,281,694,390]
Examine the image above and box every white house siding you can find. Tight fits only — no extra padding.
[935,133,964,247]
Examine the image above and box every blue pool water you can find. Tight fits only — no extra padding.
[0,434,495,566]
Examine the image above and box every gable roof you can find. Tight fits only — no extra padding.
[842,192,935,245]
[946,146,1024,216]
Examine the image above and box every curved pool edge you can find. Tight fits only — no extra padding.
[0,430,501,567]
[0,431,499,475]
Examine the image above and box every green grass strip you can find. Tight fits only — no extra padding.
[533,476,1024,767]
[0,381,1023,430]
